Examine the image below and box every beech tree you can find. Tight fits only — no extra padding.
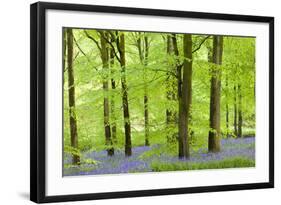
[208,35,223,152]
[66,28,80,164]
[136,32,150,146]
[234,84,238,137]
[237,84,243,138]
[225,76,230,137]
[171,34,185,157]
[117,32,132,156]
[84,30,115,156]
[100,31,114,156]
[166,35,178,143]
[109,37,117,144]
[178,34,193,159]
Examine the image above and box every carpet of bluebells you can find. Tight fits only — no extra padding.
[63,137,255,176]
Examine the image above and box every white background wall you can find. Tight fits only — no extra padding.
[0,0,279,204]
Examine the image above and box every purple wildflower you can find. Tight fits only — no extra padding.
[64,137,255,176]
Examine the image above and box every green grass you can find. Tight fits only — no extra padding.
[151,157,255,172]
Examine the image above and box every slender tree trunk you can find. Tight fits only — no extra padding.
[166,35,177,143]
[226,77,229,137]
[63,28,67,74]
[238,84,243,138]
[100,31,114,156]
[171,34,181,102]
[110,38,117,144]
[66,28,80,164]
[144,35,149,146]
[118,33,132,156]
[234,85,238,137]
[178,34,192,159]
[171,34,188,158]
[137,33,150,146]
[207,45,213,62]
[208,36,223,153]
[171,34,182,156]
[226,104,229,137]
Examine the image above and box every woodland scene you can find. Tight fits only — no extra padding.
[63,28,255,176]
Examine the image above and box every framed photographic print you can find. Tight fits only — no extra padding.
[30,1,274,203]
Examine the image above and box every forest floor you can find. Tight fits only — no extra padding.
[64,137,255,176]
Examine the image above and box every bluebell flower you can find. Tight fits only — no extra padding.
[64,137,255,176]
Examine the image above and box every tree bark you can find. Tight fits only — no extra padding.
[208,35,223,153]
[171,34,191,158]
[63,28,67,74]
[226,76,229,137]
[144,35,149,146]
[226,104,229,137]
[171,34,184,157]
[234,85,238,137]
[137,33,150,146]
[100,31,114,156]
[178,34,192,159]
[166,35,178,143]
[118,33,132,156]
[238,84,243,138]
[66,28,80,164]
[109,39,117,144]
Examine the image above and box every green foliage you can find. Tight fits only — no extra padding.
[151,157,255,172]
[138,144,177,160]
[81,158,100,165]
[64,145,81,157]
[64,29,256,165]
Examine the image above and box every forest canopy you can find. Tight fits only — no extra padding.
[63,28,255,176]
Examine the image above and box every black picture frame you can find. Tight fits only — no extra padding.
[30,1,274,203]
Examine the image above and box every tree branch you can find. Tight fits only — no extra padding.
[115,31,123,60]
[151,68,178,78]
[84,30,102,52]
[192,35,210,53]
[64,51,80,72]
[73,36,98,71]
[73,36,89,60]
[99,31,121,63]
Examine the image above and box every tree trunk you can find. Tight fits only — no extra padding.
[234,85,238,137]
[118,33,132,156]
[208,35,223,153]
[100,31,114,156]
[178,34,192,159]
[110,38,117,144]
[63,28,67,74]
[171,34,182,157]
[226,77,229,137]
[144,35,149,146]
[166,35,178,143]
[66,28,80,164]
[226,104,229,137]
[171,34,189,158]
[137,33,150,146]
[238,84,243,138]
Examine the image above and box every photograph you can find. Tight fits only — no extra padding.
[30,2,274,202]
[63,28,256,176]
